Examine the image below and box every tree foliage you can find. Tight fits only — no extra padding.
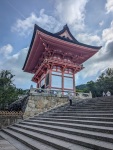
[0,70,26,110]
[76,84,89,93]
[76,68,113,97]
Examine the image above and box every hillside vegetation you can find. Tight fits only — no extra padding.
[76,68,113,97]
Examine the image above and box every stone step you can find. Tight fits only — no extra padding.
[76,102,113,105]
[46,116,113,122]
[69,102,113,105]
[3,127,92,150]
[7,125,113,150]
[65,105,113,108]
[0,131,32,150]
[66,109,113,112]
[74,100,113,104]
[1,96,113,149]
[69,105,113,109]
[75,104,113,107]
[87,103,113,105]
[93,99,113,102]
[20,121,113,135]
[79,101,113,104]
[2,128,60,150]
[72,102,113,104]
[48,113,113,117]
[23,120,113,134]
[55,110,113,113]
[14,123,113,143]
[72,103,113,106]
[35,117,113,127]
[87,98,113,102]
[68,107,113,110]
[67,107,113,110]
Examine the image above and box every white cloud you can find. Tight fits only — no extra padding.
[12,0,89,36]
[0,47,35,89]
[76,38,113,85]
[76,20,113,84]
[55,0,88,30]
[83,59,112,79]
[102,21,113,42]
[105,0,113,13]
[77,33,101,45]
[11,9,61,36]
[104,40,113,59]
[77,49,113,85]
[0,44,13,58]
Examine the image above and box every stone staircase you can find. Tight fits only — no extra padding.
[1,96,113,150]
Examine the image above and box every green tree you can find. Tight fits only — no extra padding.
[0,70,19,110]
[97,68,113,95]
[76,84,89,93]
[76,68,113,98]
[88,68,113,97]
[87,81,97,97]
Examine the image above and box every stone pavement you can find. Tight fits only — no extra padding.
[0,136,18,150]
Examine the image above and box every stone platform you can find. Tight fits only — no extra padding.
[0,136,18,150]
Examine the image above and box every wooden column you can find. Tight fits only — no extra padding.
[73,70,76,92]
[49,69,52,89]
[62,67,65,93]
[48,64,52,89]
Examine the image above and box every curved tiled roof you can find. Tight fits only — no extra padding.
[33,24,102,49]
[23,24,102,70]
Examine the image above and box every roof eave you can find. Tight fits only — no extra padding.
[23,24,38,70]
[23,24,102,70]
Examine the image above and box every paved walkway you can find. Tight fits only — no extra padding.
[0,136,18,150]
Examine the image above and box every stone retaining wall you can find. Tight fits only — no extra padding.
[23,95,68,119]
[0,115,22,129]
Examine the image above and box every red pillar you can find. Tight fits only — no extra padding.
[62,67,64,93]
[73,72,75,93]
[49,67,52,89]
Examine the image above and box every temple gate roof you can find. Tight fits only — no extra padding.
[23,24,102,73]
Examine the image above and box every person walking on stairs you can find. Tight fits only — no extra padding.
[68,94,73,106]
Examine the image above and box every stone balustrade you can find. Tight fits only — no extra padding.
[75,91,92,99]
[29,87,92,99]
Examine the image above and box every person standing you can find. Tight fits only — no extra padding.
[106,91,111,96]
[102,92,106,97]
[68,94,73,106]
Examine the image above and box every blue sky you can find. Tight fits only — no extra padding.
[0,0,113,89]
